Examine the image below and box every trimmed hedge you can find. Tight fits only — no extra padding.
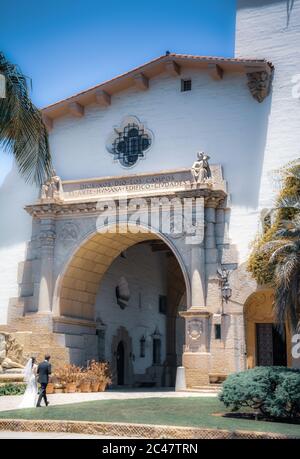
[219,367,300,420]
[0,383,26,396]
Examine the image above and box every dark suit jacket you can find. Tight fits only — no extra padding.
[37,361,52,384]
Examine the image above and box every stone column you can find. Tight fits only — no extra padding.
[187,197,206,309]
[38,219,56,314]
[181,197,211,386]
[205,205,221,312]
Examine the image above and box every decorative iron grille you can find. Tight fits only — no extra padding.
[112,123,151,167]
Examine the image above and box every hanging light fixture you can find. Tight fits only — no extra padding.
[217,267,232,304]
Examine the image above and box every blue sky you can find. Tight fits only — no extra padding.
[0,0,236,182]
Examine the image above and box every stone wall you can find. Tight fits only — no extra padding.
[234,0,300,260]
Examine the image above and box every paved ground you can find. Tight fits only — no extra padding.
[0,388,217,412]
[0,430,136,439]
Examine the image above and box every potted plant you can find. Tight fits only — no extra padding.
[46,376,54,394]
[79,371,92,392]
[88,360,111,392]
[65,365,82,393]
[53,382,64,394]
[89,373,100,392]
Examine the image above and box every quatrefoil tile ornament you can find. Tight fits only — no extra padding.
[106,116,153,167]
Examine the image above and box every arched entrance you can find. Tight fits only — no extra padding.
[15,164,231,388]
[244,290,292,368]
[55,225,187,387]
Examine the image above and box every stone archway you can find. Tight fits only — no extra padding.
[9,165,234,386]
[52,224,188,385]
[53,223,191,321]
[244,289,292,368]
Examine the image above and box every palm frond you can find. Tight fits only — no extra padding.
[269,241,298,263]
[275,194,300,211]
[275,222,300,239]
[260,239,288,254]
[274,253,300,332]
[0,52,52,185]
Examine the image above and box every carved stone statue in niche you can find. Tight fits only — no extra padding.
[0,333,24,372]
[40,170,63,202]
[191,152,211,185]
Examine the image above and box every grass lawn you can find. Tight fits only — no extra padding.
[0,397,300,437]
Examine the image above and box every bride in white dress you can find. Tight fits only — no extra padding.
[18,357,38,408]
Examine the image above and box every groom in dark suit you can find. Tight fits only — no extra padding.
[37,354,51,407]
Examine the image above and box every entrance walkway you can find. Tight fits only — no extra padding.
[0,388,217,412]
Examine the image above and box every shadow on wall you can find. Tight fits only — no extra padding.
[237,0,296,27]
[210,79,272,210]
[0,164,38,247]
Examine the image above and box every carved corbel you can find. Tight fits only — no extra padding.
[42,114,53,131]
[165,60,181,77]
[95,90,111,107]
[68,101,84,117]
[246,68,273,103]
[133,73,149,91]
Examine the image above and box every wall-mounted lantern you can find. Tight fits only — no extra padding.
[217,267,232,304]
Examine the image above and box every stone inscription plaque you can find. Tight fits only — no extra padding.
[61,166,224,202]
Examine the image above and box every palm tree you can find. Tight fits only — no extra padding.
[0,52,52,185]
[262,194,300,333]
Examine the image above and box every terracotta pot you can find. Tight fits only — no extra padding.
[80,382,91,393]
[65,382,77,393]
[98,382,107,392]
[54,388,64,394]
[46,383,54,394]
[91,382,99,392]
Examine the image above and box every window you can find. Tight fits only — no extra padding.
[181,79,192,92]
[159,295,167,315]
[112,122,151,167]
[214,324,221,340]
[153,338,161,364]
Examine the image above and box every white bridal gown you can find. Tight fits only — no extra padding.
[18,359,38,409]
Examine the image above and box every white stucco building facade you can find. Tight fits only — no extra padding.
[0,0,299,387]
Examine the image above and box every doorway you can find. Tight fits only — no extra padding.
[256,323,287,366]
[116,341,125,385]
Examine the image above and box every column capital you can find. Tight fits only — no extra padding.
[39,229,56,247]
[180,308,211,319]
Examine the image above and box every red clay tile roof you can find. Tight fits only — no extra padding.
[42,53,273,120]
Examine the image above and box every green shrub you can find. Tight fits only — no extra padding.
[0,383,26,396]
[219,367,300,420]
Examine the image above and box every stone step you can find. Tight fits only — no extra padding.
[194,385,222,389]
[183,386,221,393]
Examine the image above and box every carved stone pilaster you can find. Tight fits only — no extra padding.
[181,309,211,353]
[246,70,273,103]
[38,222,56,314]
[181,309,211,386]
[39,229,56,247]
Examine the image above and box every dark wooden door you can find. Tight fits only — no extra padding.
[256,323,287,366]
[272,326,287,366]
[116,341,125,385]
